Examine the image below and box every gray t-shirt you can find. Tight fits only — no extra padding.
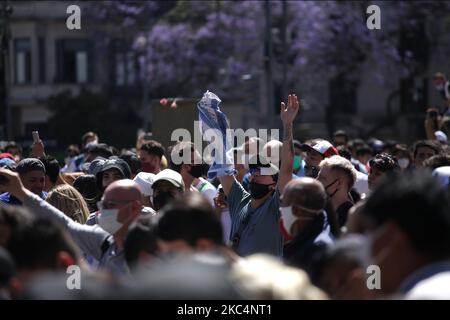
[227,180,283,257]
[23,194,129,276]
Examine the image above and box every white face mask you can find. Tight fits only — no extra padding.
[98,208,123,235]
[435,84,445,91]
[280,205,318,239]
[397,158,410,169]
[280,206,297,239]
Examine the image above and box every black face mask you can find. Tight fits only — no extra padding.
[153,192,175,211]
[189,164,204,178]
[249,182,274,199]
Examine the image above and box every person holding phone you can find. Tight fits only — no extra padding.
[29,131,46,159]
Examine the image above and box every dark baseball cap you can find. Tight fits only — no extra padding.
[99,158,131,179]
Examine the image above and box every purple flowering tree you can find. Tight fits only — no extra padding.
[89,1,450,115]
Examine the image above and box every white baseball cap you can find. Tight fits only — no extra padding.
[151,169,185,190]
[300,140,338,158]
[435,130,448,143]
[433,166,450,187]
[133,172,156,197]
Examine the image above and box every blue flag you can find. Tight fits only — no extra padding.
[197,91,235,179]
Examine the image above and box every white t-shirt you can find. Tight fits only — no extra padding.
[354,171,369,196]
[221,208,232,245]
[193,177,217,206]
[405,272,450,300]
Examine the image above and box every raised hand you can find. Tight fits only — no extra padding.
[30,139,46,158]
[0,169,27,201]
[280,94,300,125]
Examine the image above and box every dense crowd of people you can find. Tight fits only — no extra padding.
[0,90,449,300]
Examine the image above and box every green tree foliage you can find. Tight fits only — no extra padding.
[47,89,141,148]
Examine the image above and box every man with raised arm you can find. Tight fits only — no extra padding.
[0,169,142,276]
[214,94,299,257]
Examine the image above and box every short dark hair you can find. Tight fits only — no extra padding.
[310,235,365,286]
[333,130,348,141]
[356,144,373,157]
[369,153,399,173]
[337,146,352,161]
[4,142,22,154]
[0,205,33,247]
[124,216,158,269]
[65,144,80,157]
[393,144,411,158]
[362,170,450,260]
[119,151,142,175]
[413,140,441,158]
[347,139,365,152]
[381,140,397,153]
[423,154,450,170]
[141,141,165,159]
[39,155,60,184]
[16,158,46,175]
[87,143,113,159]
[7,218,79,270]
[156,193,223,247]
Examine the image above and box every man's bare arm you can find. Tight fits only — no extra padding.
[278,94,300,194]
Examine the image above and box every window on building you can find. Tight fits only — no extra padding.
[38,37,46,83]
[14,38,32,84]
[55,39,91,84]
[113,40,138,87]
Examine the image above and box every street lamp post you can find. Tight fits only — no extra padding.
[0,0,13,140]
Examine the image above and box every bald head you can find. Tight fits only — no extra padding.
[282,177,327,212]
[104,179,142,202]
